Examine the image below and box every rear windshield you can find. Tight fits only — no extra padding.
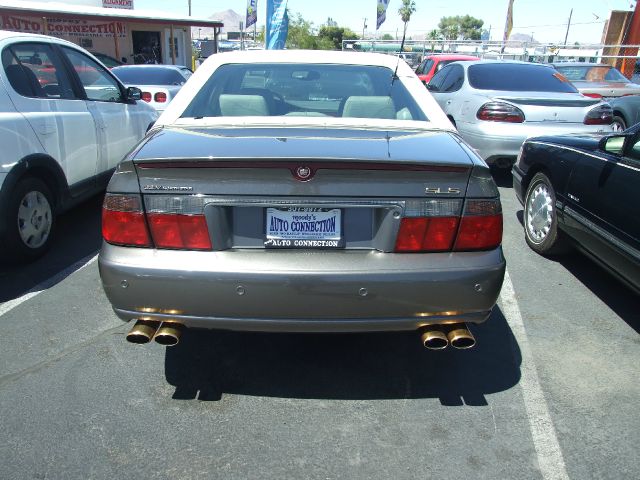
[112,67,185,85]
[554,65,628,82]
[181,63,428,120]
[468,63,578,93]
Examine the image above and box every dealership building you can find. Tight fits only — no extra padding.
[0,0,222,67]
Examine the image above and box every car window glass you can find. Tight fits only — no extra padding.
[61,47,123,102]
[628,137,640,161]
[181,63,428,121]
[417,59,434,74]
[469,64,578,92]
[428,65,453,91]
[1,42,75,99]
[112,67,186,86]
[439,64,464,92]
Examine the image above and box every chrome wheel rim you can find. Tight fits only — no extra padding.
[526,183,553,243]
[17,190,52,249]
[611,121,625,132]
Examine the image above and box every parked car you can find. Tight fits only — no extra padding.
[607,94,640,131]
[99,50,506,351]
[552,62,640,98]
[0,30,158,261]
[427,60,614,167]
[90,51,123,69]
[111,64,192,112]
[415,54,479,84]
[513,128,640,294]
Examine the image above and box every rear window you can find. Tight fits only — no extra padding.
[554,65,628,82]
[181,63,428,120]
[112,67,186,85]
[468,63,578,93]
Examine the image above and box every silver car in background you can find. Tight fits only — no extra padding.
[427,60,614,167]
[111,64,192,112]
[552,62,640,99]
[98,50,505,352]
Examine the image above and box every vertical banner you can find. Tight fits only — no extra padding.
[377,0,390,30]
[246,0,258,29]
[503,0,514,43]
[266,0,288,49]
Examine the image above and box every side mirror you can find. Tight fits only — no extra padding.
[599,134,627,155]
[126,86,142,101]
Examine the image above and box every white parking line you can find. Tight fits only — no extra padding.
[500,270,570,480]
[0,254,98,318]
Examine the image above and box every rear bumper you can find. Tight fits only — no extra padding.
[458,122,612,164]
[99,243,506,332]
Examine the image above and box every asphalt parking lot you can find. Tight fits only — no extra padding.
[0,170,638,480]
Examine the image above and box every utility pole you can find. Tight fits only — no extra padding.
[563,8,573,45]
[362,18,367,40]
[188,1,192,16]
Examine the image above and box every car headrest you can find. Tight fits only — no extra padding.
[219,94,269,116]
[342,96,396,119]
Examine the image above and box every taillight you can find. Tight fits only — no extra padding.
[583,93,603,99]
[453,200,503,251]
[584,104,613,125]
[141,91,152,102]
[102,194,212,250]
[145,195,212,250]
[154,92,167,103]
[394,199,502,253]
[102,194,152,247]
[476,101,525,123]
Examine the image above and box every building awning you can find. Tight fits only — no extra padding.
[0,1,223,28]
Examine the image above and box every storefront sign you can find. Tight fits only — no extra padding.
[103,0,134,9]
[0,15,127,38]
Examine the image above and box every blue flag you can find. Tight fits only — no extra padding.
[246,0,258,29]
[266,0,289,49]
[377,0,390,30]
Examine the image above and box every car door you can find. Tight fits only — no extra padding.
[427,64,465,118]
[1,41,99,191]
[563,136,640,287]
[59,46,151,177]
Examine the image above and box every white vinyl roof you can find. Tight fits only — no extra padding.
[0,1,223,27]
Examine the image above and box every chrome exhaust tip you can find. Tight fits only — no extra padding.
[126,320,160,344]
[419,326,449,350]
[447,325,476,349]
[153,323,183,347]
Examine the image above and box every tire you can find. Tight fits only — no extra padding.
[523,172,570,256]
[0,177,55,262]
[611,115,627,132]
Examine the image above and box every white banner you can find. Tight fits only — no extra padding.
[103,0,134,9]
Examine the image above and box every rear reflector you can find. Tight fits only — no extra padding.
[141,92,152,102]
[154,92,167,103]
[147,213,212,250]
[102,194,152,247]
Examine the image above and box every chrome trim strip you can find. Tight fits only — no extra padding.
[564,206,640,261]
[526,141,640,173]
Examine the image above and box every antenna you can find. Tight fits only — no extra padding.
[391,28,407,85]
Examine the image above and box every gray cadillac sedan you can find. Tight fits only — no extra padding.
[98,50,505,351]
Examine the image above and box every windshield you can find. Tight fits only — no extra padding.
[554,65,629,82]
[181,63,428,121]
[468,63,578,93]
[112,67,186,85]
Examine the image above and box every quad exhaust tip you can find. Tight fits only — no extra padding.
[126,320,183,346]
[419,324,476,350]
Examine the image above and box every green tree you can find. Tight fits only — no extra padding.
[438,15,484,40]
[286,13,318,49]
[381,33,394,41]
[318,26,359,50]
[398,0,416,41]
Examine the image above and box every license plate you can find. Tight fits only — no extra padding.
[265,207,343,248]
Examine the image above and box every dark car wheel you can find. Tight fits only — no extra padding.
[523,172,570,256]
[1,177,55,262]
[611,115,627,132]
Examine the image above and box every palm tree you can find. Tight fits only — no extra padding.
[398,0,416,46]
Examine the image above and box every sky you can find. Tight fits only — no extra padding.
[132,0,636,44]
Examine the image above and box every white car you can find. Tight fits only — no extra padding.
[0,30,158,261]
[427,60,614,168]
